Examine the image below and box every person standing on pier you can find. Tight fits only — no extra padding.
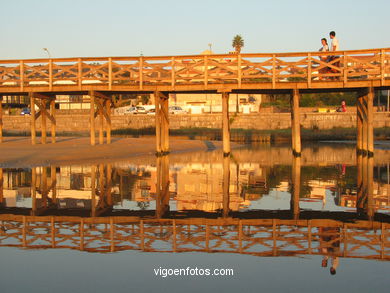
[329,31,339,51]
[319,38,329,78]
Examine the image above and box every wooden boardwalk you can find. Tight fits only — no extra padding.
[0,214,388,260]
[0,48,389,154]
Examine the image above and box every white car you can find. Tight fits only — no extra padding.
[125,107,138,114]
[169,106,187,114]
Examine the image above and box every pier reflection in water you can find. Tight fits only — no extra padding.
[0,145,389,265]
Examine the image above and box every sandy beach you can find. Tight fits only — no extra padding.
[0,137,223,168]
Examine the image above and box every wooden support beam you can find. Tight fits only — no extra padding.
[154,92,162,155]
[154,92,170,155]
[356,154,364,214]
[50,166,57,203]
[0,168,3,205]
[366,156,374,220]
[31,167,37,216]
[41,100,47,144]
[89,92,96,146]
[105,99,111,144]
[222,155,230,218]
[91,165,96,217]
[367,87,374,156]
[357,95,364,153]
[50,99,56,143]
[291,89,301,156]
[99,100,104,145]
[0,96,3,143]
[161,94,169,154]
[156,155,170,218]
[291,156,301,219]
[222,92,231,156]
[30,93,36,145]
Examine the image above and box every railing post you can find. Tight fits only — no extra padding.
[78,58,82,90]
[204,55,208,89]
[19,60,24,91]
[238,54,242,88]
[108,57,112,90]
[307,53,311,88]
[381,49,385,86]
[139,56,143,90]
[343,51,348,84]
[49,59,53,91]
[272,54,276,89]
[171,57,175,90]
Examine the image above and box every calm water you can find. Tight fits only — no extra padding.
[0,143,389,293]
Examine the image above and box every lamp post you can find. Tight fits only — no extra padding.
[43,48,51,59]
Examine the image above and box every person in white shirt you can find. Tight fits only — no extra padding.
[318,38,329,78]
[328,31,340,78]
[329,31,339,51]
[319,38,329,60]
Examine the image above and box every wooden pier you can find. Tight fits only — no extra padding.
[0,48,389,155]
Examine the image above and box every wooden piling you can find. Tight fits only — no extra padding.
[50,99,56,143]
[291,89,301,156]
[0,96,3,143]
[357,95,364,152]
[222,92,231,156]
[91,165,96,217]
[99,101,104,145]
[30,94,36,145]
[0,168,3,205]
[105,99,111,144]
[367,87,374,156]
[31,167,36,216]
[161,96,169,153]
[154,92,162,154]
[90,93,95,146]
[362,92,368,154]
[41,100,47,144]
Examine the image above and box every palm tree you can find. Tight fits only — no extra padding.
[232,35,244,54]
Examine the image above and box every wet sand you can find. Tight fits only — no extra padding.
[0,137,223,168]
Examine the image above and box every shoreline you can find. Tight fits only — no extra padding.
[0,137,225,168]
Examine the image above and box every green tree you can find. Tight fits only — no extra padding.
[232,35,244,54]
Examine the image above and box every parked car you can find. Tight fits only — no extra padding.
[125,106,138,114]
[147,108,156,115]
[169,106,187,114]
[20,108,31,115]
[136,106,147,114]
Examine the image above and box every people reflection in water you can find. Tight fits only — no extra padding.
[319,226,341,275]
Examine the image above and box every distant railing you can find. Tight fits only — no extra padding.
[0,215,389,259]
[0,48,389,91]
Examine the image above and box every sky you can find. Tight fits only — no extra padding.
[0,0,389,59]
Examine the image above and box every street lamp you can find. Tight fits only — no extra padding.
[43,48,51,59]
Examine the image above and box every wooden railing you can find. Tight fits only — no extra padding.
[0,214,388,260]
[0,48,389,91]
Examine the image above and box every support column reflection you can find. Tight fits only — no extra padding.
[156,155,170,218]
[291,156,301,219]
[357,154,375,220]
[0,168,3,207]
[222,155,230,218]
